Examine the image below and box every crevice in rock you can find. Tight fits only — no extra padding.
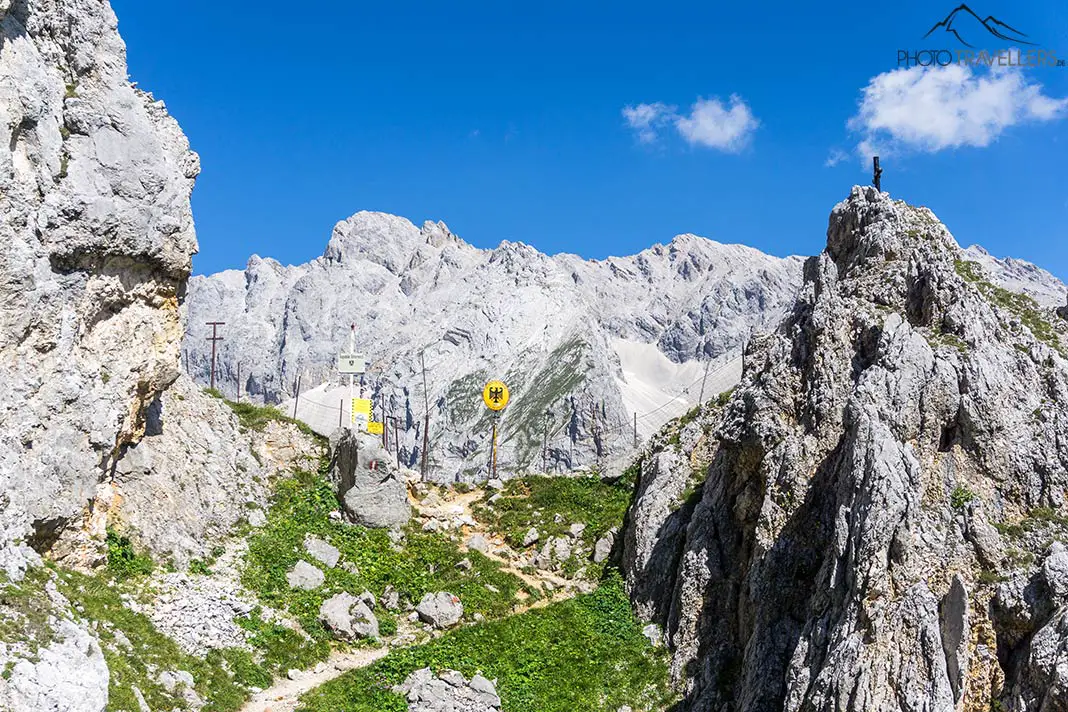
[26,516,68,555]
[144,395,163,436]
[851,321,882,382]
[939,576,968,702]
[938,420,959,452]
[906,271,937,327]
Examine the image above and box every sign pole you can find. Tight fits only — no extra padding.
[482,379,510,480]
[348,324,356,431]
[491,415,498,480]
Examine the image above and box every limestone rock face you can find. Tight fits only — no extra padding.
[624,187,1068,711]
[0,0,199,566]
[111,374,320,567]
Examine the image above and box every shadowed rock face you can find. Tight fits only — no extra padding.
[0,0,199,570]
[624,187,1068,711]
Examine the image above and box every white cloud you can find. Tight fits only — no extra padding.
[674,96,759,152]
[622,95,759,151]
[824,148,849,167]
[622,102,675,144]
[847,64,1068,157]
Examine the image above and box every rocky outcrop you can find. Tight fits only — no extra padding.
[0,0,199,568]
[110,374,321,567]
[393,667,501,711]
[319,591,379,641]
[0,617,109,712]
[184,215,806,482]
[624,187,1068,711]
[329,428,411,529]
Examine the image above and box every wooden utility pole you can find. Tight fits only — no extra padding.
[390,416,401,468]
[542,410,551,473]
[292,373,302,419]
[381,392,389,450]
[420,351,430,480]
[206,322,225,390]
[698,357,711,404]
[873,156,883,192]
[491,415,499,480]
[590,402,603,458]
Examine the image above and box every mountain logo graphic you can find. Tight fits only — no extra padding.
[923,4,1036,48]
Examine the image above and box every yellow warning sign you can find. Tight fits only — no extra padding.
[368,421,384,435]
[482,380,509,411]
[351,398,373,425]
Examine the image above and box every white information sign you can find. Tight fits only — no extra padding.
[338,353,366,374]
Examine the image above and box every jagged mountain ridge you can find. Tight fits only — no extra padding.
[185,210,1066,484]
[184,213,806,481]
[622,186,1068,711]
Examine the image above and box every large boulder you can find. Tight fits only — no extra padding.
[286,560,324,591]
[329,429,410,529]
[392,668,501,711]
[416,592,464,629]
[0,619,109,712]
[319,592,379,640]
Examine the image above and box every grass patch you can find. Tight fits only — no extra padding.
[0,567,56,655]
[501,339,590,465]
[296,574,675,712]
[188,545,226,576]
[235,607,329,676]
[106,529,155,580]
[950,485,977,510]
[55,568,258,712]
[242,466,530,670]
[472,475,631,555]
[955,260,1065,355]
[203,387,325,445]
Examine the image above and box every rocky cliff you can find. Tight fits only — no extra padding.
[623,186,1068,711]
[0,0,204,705]
[184,215,807,482]
[0,0,201,570]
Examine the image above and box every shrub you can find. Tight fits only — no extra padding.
[106,530,154,579]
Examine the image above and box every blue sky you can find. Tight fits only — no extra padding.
[111,1,1068,279]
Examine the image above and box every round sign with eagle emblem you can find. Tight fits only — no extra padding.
[482,380,510,411]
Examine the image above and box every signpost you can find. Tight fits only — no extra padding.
[339,324,367,431]
[482,380,510,479]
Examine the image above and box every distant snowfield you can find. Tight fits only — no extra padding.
[284,339,745,443]
[613,339,742,438]
[281,382,363,438]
